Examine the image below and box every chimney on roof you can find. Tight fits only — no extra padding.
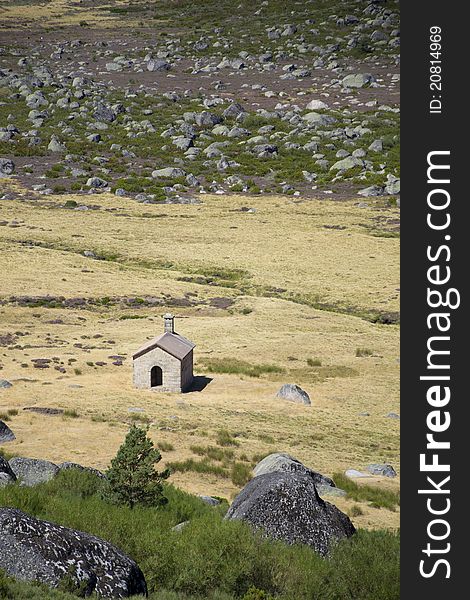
[163,313,175,334]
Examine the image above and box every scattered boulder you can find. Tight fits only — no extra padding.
[86,176,108,189]
[58,462,106,479]
[0,379,13,389]
[0,421,16,443]
[47,136,66,153]
[253,453,335,488]
[93,104,116,123]
[199,495,221,506]
[0,456,16,487]
[8,457,59,486]
[195,111,222,127]
[330,156,365,171]
[358,185,384,197]
[276,384,311,405]
[341,73,376,88]
[171,520,189,532]
[0,508,147,598]
[367,463,397,478]
[345,469,371,479]
[306,99,329,110]
[225,472,355,556]
[303,112,336,126]
[147,59,171,72]
[384,175,400,195]
[0,158,15,177]
[152,167,186,179]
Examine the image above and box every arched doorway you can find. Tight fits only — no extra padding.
[150,365,163,387]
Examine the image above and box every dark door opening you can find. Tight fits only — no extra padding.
[150,365,163,387]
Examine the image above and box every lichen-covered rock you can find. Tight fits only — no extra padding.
[225,472,355,556]
[341,73,376,88]
[58,462,106,479]
[0,420,15,443]
[0,158,15,177]
[367,463,397,477]
[8,457,59,486]
[0,456,17,487]
[276,384,311,405]
[253,453,335,488]
[0,508,147,598]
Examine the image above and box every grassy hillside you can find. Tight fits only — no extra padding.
[0,470,400,599]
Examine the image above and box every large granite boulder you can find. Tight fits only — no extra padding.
[276,384,311,405]
[0,508,147,598]
[253,453,335,488]
[0,456,17,487]
[8,457,59,486]
[225,472,355,556]
[0,420,15,443]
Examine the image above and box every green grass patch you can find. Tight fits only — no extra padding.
[333,472,400,511]
[201,358,284,378]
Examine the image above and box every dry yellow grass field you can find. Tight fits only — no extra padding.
[0,182,399,530]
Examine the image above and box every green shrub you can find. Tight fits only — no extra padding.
[307,358,322,367]
[215,430,240,447]
[158,442,175,452]
[63,409,79,419]
[230,462,252,487]
[356,348,374,357]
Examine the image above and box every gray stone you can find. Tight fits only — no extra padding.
[368,139,383,152]
[47,136,66,153]
[195,111,222,127]
[303,112,336,126]
[86,177,108,189]
[253,453,335,488]
[172,137,193,151]
[330,156,365,171]
[345,469,371,479]
[384,175,400,195]
[0,456,16,487]
[0,379,13,389]
[358,185,384,197]
[342,73,376,88]
[0,421,15,443]
[147,59,171,72]
[225,472,355,556]
[0,508,147,598]
[306,99,329,110]
[93,104,116,123]
[58,462,106,479]
[199,495,221,506]
[9,457,59,486]
[276,384,311,405]
[252,144,278,156]
[171,521,189,532]
[222,103,246,119]
[105,62,122,72]
[152,167,186,179]
[316,484,347,498]
[367,464,397,478]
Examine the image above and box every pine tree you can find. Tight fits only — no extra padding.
[103,425,170,509]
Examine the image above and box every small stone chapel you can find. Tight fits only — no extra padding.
[132,314,195,393]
